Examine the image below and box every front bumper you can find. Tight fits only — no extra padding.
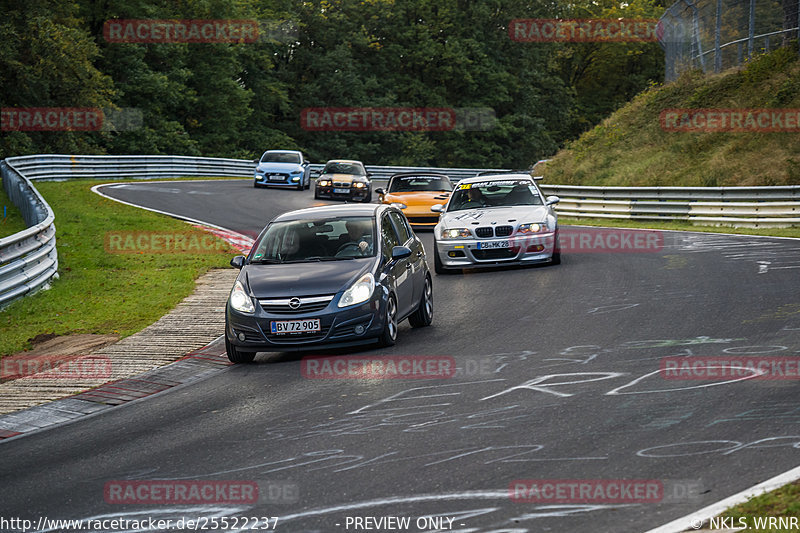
[315,185,370,201]
[255,173,303,187]
[226,291,388,352]
[435,232,557,269]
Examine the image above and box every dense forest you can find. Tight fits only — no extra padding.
[0,0,666,167]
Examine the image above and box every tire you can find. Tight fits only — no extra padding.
[225,336,256,364]
[363,189,372,203]
[433,242,460,274]
[408,275,433,328]
[377,294,398,347]
[314,190,321,199]
[551,229,561,265]
[297,181,303,191]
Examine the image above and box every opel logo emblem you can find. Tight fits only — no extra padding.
[288,297,302,309]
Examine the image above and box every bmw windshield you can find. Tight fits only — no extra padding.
[447,179,544,211]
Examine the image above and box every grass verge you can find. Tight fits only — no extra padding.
[0,182,28,238]
[559,215,800,239]
[0,179,236,357]
[715,480,800,531]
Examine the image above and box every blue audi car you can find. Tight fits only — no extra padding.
[225,204,433,362]
[253,149,311,189]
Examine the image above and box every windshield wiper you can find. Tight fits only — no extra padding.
[250,258,284,264]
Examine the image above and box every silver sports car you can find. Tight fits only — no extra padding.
[431,174,560,273]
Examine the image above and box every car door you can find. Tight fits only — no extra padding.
[380,213,414,317]
[388,210,425,304]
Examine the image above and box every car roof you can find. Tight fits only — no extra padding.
[389,172,451,179]
[324,159,364,165]
[263,149,302,154]
[274,203,387,222]
[456,173,534,184]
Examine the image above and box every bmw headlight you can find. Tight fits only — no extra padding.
[338,273,375,308]
[353,182,366,188]
[440,228,472,239]
[517,222,548,234]
[229,280,255,313]
[318,179,331,187]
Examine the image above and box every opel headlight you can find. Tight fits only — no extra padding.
[440,228,472,239]
[338,273,375,308]
[229,280,255,313]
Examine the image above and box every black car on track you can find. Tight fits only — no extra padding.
[225,204,433,362]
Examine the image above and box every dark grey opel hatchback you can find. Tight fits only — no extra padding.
[225,204,433,363]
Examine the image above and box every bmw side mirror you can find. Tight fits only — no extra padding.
[230,256,246,269]
[430,204,444,213]
[391,246,413,260]
[546,195,560,206]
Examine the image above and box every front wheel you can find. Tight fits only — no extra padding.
[363,189,372,203]
[551,230,561,265]
[377,294,398,347]
[225,336,256,363]
[408,275,433,328]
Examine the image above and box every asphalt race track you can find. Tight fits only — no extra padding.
[2,178,800,533]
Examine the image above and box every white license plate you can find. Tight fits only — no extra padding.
[477,240,510,250]
[268,175,285,181]
[271,319,321,334]
[333,188,350,194]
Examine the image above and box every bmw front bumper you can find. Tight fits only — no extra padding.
[435,232,557,269]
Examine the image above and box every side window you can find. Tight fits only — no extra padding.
[388,211,411,244]
[381,214,400,260]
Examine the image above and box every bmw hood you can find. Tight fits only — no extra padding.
[256,162,304,173]
[242,259,375,298]
[439,206,549,229]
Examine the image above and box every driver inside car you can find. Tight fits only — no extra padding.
[458,187,487,209]
[335,220,373,257]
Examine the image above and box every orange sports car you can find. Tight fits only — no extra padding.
[376,172,454,227]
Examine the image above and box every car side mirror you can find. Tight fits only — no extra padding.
[230,256,245,269]
[253,159,260,164]
[302,160,309,166]
[375,188,385,196]
[391,246,412,260]
[430,204,444,213]
[545,195,560,206]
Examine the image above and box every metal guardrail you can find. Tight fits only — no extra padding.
[1,154,799,308]
[541,183,800,226]
[0,160,58,307]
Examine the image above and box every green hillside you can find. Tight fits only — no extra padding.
[546,46,800,187]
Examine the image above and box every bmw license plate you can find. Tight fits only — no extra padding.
[333,188,350,194]
[268,175,284,181]
[477,240,510,250]
[271,319,321,334]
